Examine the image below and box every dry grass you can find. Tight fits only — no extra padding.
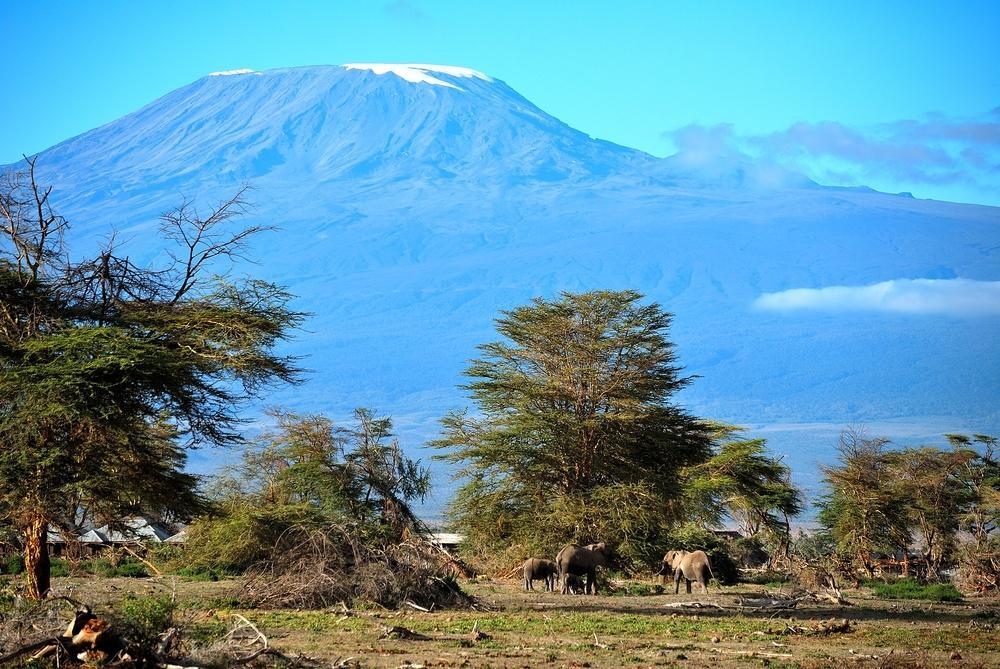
[9,574,1000,668]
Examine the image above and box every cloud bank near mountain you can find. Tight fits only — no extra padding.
[666,109,1000,204]
[755,278,1000,316]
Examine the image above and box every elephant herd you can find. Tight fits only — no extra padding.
[522,543,714,595]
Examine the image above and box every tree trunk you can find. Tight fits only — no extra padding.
[23,516,51,600]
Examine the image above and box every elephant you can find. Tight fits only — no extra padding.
[564,573,585,594]
[555,542,610,594]
[659,549,714,594]
[522,558,559,591]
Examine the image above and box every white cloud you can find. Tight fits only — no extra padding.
[754,278,1000,316]
[663,109,1000,205]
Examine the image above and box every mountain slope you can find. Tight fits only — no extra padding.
[9,64,1000,507]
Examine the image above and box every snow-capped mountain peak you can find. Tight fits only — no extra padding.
[208,68,260,76]
[7,64,998,509]
[342,63,492,89]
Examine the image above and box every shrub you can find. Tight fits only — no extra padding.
[872,578,963,602]
[113,559,150,578]
[3,554,24,575]
[954,537,1000,594]
[49,558,71,578]
[112,595,176,650]
[740,570,790,586]
[173,565,234,581]
[183,504,326,574]
[241,523,473,609]
[731,536,769,568]
[76,556,150,578]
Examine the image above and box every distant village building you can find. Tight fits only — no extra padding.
[2,515,187,559]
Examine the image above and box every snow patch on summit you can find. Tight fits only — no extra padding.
[343,63,491,89]
[208,68,259,76]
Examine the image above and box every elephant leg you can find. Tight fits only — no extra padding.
[686,578,692,594]
[589,569,597,595]
[560,570,568,595]
[674,568,682,594]
[524,577,529,591]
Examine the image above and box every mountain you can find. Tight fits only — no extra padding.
[10,64,1000,512]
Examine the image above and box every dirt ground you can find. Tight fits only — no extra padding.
[42,576,1000,668]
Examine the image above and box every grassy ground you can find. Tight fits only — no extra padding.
[34,576,1000,668]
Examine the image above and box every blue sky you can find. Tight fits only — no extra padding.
[4,0,999,204]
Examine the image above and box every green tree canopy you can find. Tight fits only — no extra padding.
[433,290,714,568]
[684,424,803,543]
[210,408,431,536]
[817,430,911,578]
[0,159,304,598]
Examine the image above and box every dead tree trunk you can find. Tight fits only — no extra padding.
[24,515,51,600]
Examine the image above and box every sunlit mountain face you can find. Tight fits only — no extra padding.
[13,64,999,515]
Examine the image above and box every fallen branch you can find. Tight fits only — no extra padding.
[734,596,806,610]
[404,599,432,612]
[662,601,730,610]
[379,625,432,641]
[781,618,852,636]
[0,637,67,665]
[711,648,793,659]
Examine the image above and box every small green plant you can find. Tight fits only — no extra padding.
[173,565,234,581]
[79,557,150,578]
[872,578,963,602]
[3,553,24,575]
[740,570,790,586]
[113,595,176,649]
[49,558,71,578]
[0,585,16,614]
[609,582,665,597]
[113,559,150,578]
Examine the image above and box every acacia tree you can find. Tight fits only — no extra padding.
[0,158,304,598]
[948,434,1000,591]
[896,446,975,580]
[433,290,713,567]
[684,425,802,554]
[817,429,911,579]
[207,408,430,536]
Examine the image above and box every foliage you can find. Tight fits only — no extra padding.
[871,578,964,602]
[955,535,1000,594]
[172,565,233,581]
[0,159,304,597]
[214,408,431,535]
[3,554,24,575]
[112,594,177,651]
[817,429,912,578]
[683,424,802,547]
[48,558,70,578]
[819,430,998,585]
[894,446,975,580]
[434,290,713,571]
[949,434,1000,592]
[81,557,149,578]
[182,504,327,574]
[729,535,770,568]
[790,528,838,562]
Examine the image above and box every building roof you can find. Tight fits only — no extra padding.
[164,530,188,544]
[93,516,175,543]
